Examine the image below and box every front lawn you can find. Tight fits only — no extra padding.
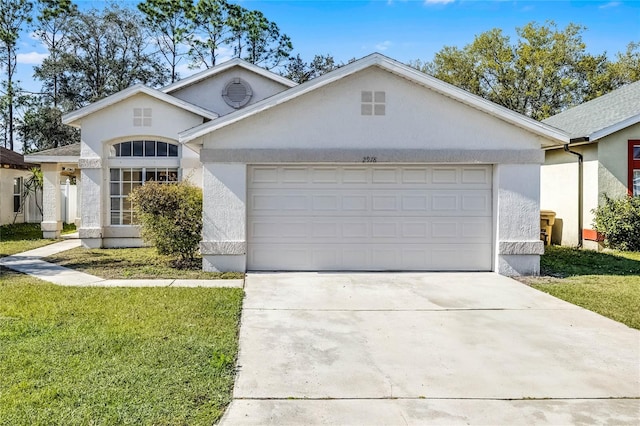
[0,268,244,425]
[526,246,640,329]
[45,247,243,280]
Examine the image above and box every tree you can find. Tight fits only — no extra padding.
[188,0,230,69]
[282,53,340,83]
[13,167,42,223]
[130,181,203,267]
[242,9,292,69]
[36,4,168,109]
[33,0,78,108]
[0,0,33,150]
[138,0,194,83]
[413,21,613,120]
[17,102,79,153]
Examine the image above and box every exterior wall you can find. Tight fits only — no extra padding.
[203,67,545,151]
[541,123,640,247]
[170,67,290,117]
[41,163,62,238]
[78,93,205,248]
[0,169,32,225]
[200,67,549,276]
[541,144,598,247]
[598,122,640,199]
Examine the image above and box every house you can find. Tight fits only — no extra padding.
[28,54,569,275]
[0,146,41,225]
[541,80,640,249]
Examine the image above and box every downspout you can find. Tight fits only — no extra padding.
[564,142,584,248]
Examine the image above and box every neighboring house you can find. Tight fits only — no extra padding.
[541,80,640,249]
[0,147,41,225]
[28,54,569,276]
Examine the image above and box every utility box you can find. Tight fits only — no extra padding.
[540,210,556,246]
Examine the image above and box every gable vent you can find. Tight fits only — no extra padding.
[223,78,253,109]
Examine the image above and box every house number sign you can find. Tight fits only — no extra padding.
[362,156,377,163]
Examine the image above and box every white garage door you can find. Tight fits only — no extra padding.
[247,165,493,271]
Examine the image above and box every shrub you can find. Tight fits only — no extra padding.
[593,195,640,251]
[129,181,202,267]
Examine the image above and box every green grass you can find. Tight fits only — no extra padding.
[527,246,640,329]
[0,223,55,257]
[45,247,243,280]
[0,267,244,425]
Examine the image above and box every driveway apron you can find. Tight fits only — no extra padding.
[221,272,640,425]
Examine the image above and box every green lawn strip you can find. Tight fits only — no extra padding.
[44,247,243,280]
[525,246,640,330]
[531,275,640,330]
[0,268,244,425]
[0,223,57,257]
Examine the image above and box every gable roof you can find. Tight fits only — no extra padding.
[161,58,297,94]
[179,53,569,147]
[0,147,35,170]
[62,84,219,127]
[543,80,640,142]
[24,142,80,164]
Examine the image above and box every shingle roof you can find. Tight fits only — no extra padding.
[542,80,640,141]
[0,147,35,169]
[27,143,81,158]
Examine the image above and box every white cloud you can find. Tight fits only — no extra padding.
[16,51,48,65]
[599,1,621,9]
[424,0,455,5]
[375,40,393,51]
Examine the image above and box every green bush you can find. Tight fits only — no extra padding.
[593,195,640,251]
[129,181,202,267]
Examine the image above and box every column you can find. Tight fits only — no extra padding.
[41,163,62,238]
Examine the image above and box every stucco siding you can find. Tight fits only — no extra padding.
[598,122,640,200]
[0,169,31,225]
[201,67,544,151]
[170,67,290,117]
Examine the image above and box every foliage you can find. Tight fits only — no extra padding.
[241,9,292,69]
[0,0,33,150]
[129,181,203,266]
[0,274,244,424]
[138,0,194,83]
[34,3,169,110]
[412,21,637,120]
[46,246,243,279]
[282,53,340,83]
[17,103,79,152]
[592,195,640,251]
[12,167,43,222]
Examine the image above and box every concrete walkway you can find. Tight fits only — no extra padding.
[0,239,243,288]
[221,272,640,425]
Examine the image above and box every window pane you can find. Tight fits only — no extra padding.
[123,183,132,196]
[157,142,168,156]
[111,212,120,225]
[168,170,178,182]
[123,170,132,181]
[145,170,157,182]
[145,141,155,157]
[634,170,640,196]
[14,195,20,213]
[110,169,120,181]
[121,141,132,156]
[634,146,640,160]
[133,141,143,156]
[131,170,142,182]
[110,183,120,196]
[168,144,178,157]
[111,198,120,211]
[14,178,20,194]
[122,212,132,225]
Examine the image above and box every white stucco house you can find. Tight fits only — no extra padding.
[541,80,640,249]
[27,53,569,275]
[0,147,42,225]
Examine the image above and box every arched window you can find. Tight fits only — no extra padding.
[112,140,178,157]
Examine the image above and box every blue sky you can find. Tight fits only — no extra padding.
[15,0,640,91]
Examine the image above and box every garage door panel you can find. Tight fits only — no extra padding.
[247,165,493,271]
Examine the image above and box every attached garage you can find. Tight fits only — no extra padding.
[183,54,569,276]
[247,164,492,271]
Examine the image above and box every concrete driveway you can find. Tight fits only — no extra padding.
[221,273,640,425]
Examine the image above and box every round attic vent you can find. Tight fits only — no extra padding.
[222,78,253,109]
